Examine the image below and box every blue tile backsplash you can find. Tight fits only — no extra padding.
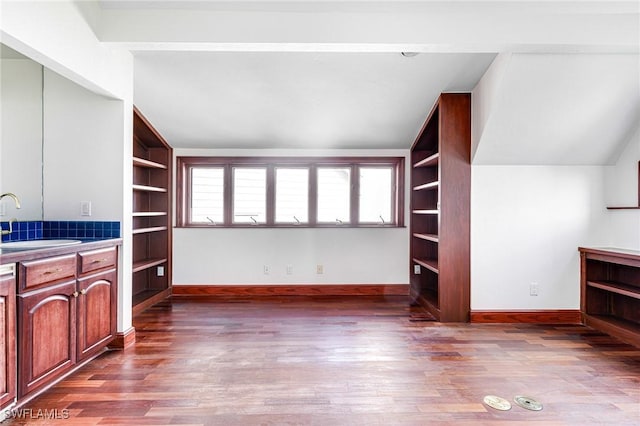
[1,221,120,242]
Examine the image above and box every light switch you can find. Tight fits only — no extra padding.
[80,201,92,216]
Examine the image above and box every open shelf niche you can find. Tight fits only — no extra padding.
[410,93,471,322]
[579,247,640,347]
[132,107,173,315]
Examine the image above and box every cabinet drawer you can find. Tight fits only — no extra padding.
[78,247,117,275]
[19,254,77,292]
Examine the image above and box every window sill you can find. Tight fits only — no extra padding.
[175,224,406,229]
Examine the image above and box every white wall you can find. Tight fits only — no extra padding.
[0,59,43,221]
[471,165,609,310]
[42,69,124,221]
[604,127,640,249]
[1,0,134,332]
[172,148,410,286]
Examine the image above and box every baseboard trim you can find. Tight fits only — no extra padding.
[108,327,136,349]
[470,310,582,324]
[172,284,409,297]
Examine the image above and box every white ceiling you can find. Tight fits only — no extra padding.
[87,0,639,163]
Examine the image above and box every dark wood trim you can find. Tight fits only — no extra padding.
[172,284,409,297]
[470,310,582,324]
[108,327,136,350]
[132,288,172,317]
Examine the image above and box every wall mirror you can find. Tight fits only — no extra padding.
[0,43,44,221]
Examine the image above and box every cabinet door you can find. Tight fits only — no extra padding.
[0,272,16,408]
[18,281,76,398]
[77,269,117,361]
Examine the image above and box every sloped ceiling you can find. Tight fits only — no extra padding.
[89,0,639,163]
[133,52,495,149]
[473,53,640,165]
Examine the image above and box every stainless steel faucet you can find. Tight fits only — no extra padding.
[0,193,21,236]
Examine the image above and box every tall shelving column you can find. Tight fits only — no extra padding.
[410,93,470,322]
[132,107,173,316]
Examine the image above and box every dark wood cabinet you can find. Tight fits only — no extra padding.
[132,107,172,315]
[16,244,119,399]
[0,265,16,409]
[77,248,117,362]
[579,247,640,347]
[410,93,471,322]
[18,281,76,398]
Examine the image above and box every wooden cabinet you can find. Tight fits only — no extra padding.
[16,245,118,398]
[77,248,117,362]
[0,264,16,409]
[579,247,640,347]
[132,107,172,315]
[18,281,76,397]
[410,93,471,322]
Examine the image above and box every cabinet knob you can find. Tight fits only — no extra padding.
[72,291,79,298]
[80,289,87,295]
[43,268,62,275]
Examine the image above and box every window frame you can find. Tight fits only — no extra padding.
[177,156,405,228]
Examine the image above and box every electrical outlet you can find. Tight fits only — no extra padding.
[414,264,421,274]
[263,265,270,275]
[0,204,5,216]
[80,201,92,216]
[530,282,539,296]
[157,266,165,277]
[316,264,324,275]
[286,265,293,275]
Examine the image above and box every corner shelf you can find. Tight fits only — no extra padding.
[132,106,173,315]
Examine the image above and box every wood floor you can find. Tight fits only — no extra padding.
[7,296,640,425]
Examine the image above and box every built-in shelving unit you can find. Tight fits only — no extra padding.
[579,247,640,348]
[132,107,173,315]
[409,93,471,322]
[607,161,640,210]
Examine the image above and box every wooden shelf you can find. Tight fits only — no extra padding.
[133,157,168,169]
[413,153,439,168]
[606,206,640,210]
[413,233,439,243]
[587,280,640,300]
[132,258,167,273]
[132,106,172,314]
[133,184,167,193]
[410,94,470,323]
[583,314,640,348]
[413,181,439,191]
[132,212,167,217]
[412,258,439,274]
[132,226,168,235]
[580,247,640,348]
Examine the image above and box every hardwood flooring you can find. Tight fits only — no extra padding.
[6,296,640,425]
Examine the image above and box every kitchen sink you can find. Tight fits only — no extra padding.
[0,239,82,250]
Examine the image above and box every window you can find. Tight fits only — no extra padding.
[190,167,224,224]
[233,167,266,224]
[275,168,309,224]
[177,156,404,228]
[317,167,351,224]
[359,167,393,224]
